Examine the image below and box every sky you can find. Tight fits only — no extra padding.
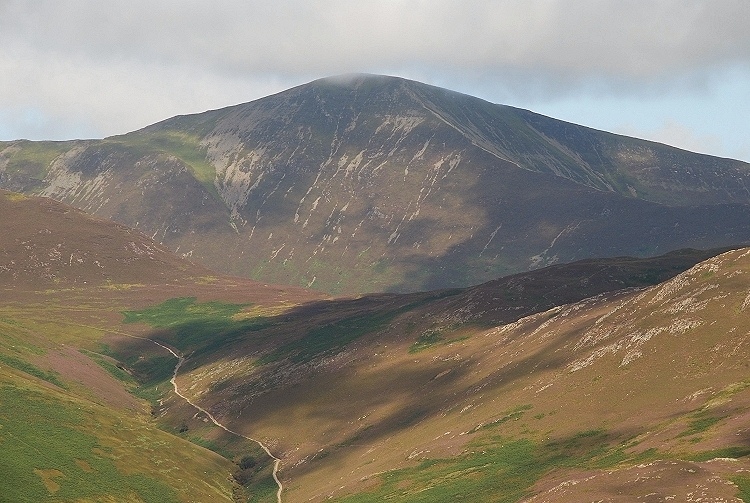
[1,0,748,162]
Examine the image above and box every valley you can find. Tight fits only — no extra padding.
[1,75,749,502]
[2,188,749,501]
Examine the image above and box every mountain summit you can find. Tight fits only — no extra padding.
[2,74,750,293]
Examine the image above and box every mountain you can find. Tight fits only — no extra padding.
[2,74,750,294]
[139,247,750,502]
[1,188,747,501]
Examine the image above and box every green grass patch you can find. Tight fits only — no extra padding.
[734,475,750,502]
[122,297,271,357]
[2,191,28,201]
[122,297,244,328]
[686,446,750,462]
[677,411,727,438]
[0,385,178,503]
[80,349,137,385]
[0,352,66,388]
[182,434,278,503]
[110,131,218,196]
[409,328,469,354]
[335,428,633,503]
[334,423,704,503]
[245,475,280,503]
[92,345,175,409]
[2,141,71,184]
[409,329,444,353]
[129,355,176,386]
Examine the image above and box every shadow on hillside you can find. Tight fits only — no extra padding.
[108,285,591,478]
[384,150,750,293]
[106,241,749,483]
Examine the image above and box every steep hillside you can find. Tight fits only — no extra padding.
[0,362,240,503]
[2,75,750,293]
[2,187,747,501]
[132,247,750,502]
[0,190,325,502]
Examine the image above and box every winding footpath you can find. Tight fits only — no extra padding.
[146,339,284,503]
[66,322,284,502]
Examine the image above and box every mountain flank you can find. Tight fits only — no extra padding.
[0,189,748,501]
[142,247,750,501]
[2,75,750,293]
[0,189,203,288]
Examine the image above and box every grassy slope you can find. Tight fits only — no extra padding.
[0,189,326,502]
[150,248,750,502]
[0,280,324,502]
[108,130,220,197]
[0,306,237,503]
[0,140,74,191]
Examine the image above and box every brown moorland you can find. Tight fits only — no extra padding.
[2,189,748,502]
[128,249,750,502]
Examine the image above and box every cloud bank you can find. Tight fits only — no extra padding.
[0,1,748,159]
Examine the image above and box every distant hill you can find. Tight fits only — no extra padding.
[2,74,750,293]
[0,189,205,289]
[0,188,323,306]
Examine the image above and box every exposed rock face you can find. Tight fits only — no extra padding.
[2,74,750,293]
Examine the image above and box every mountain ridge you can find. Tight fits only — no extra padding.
[2,74,750,293]
[147,73,750,206]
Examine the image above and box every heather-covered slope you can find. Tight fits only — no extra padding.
[139,247,750,502]
[2,188,747,501]
[0,189,209,288]
[2,75,750,293]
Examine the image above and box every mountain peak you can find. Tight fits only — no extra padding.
[316,72,403,88]
[2,78,750,293]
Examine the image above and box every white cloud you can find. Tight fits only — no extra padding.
[4,1,747,80]
[0,43,291,138]
[0,0,748,159]
[618,120,724,157]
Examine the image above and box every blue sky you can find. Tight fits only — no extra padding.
[1,0,748,162]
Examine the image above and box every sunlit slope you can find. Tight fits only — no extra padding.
[0,277,323,502]
[0,364,237,503]
[3,75,750,293]
[0,189,324,502]
[0,189,209,289]
[0,290,243,503]
[152,248,750,501]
